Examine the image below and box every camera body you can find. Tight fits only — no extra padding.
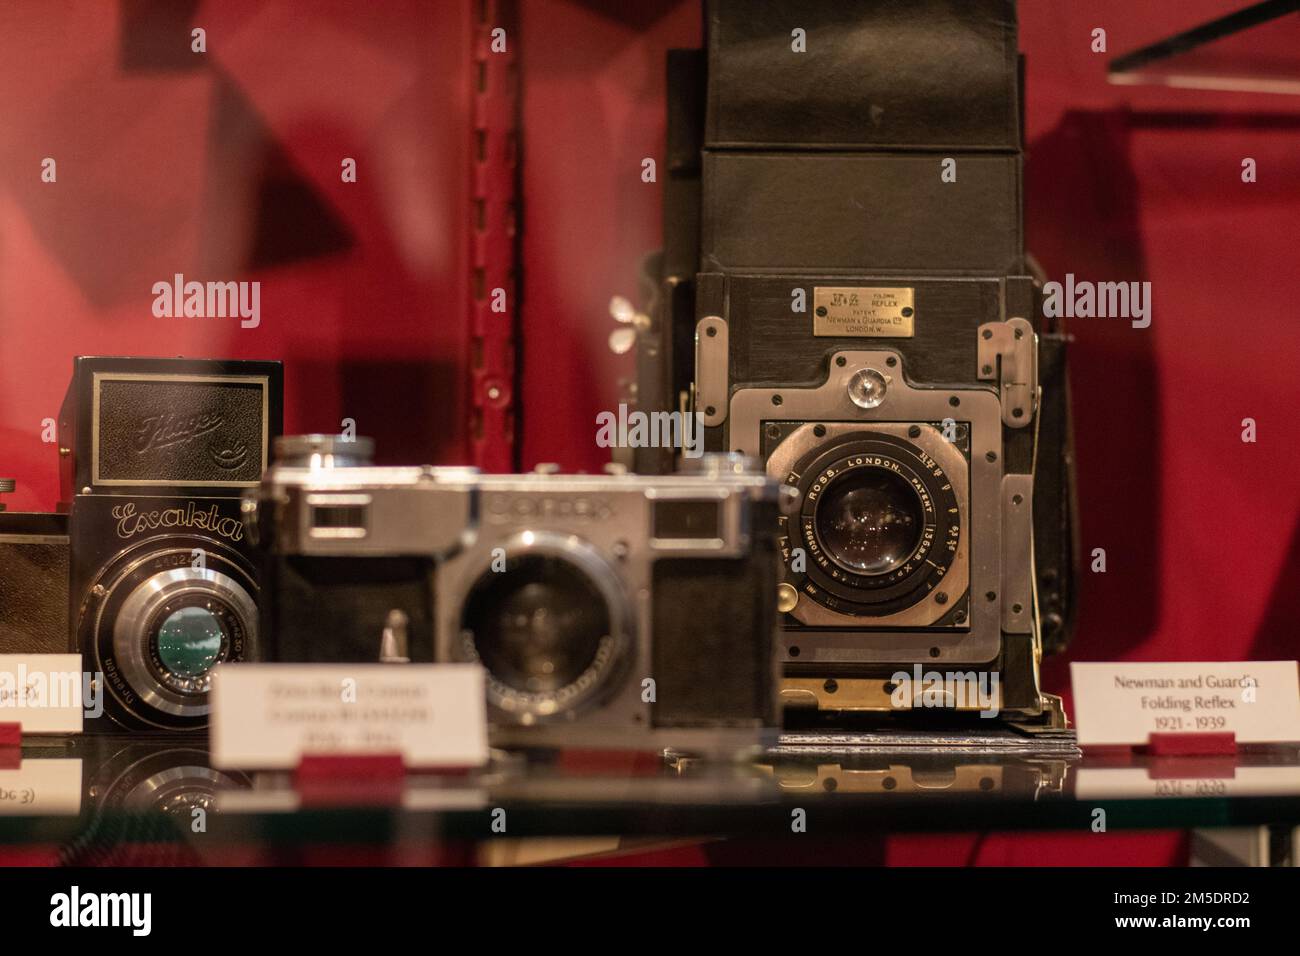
[634,0,1077,725]
[247,436,783,752]
[0,356,282,732]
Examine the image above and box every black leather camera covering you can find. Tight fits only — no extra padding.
[702,152,1023,276]
[0,512,70,654]
[652,505,782,727]
[705,0,1020,150]
[701,0,1024,278]
[259,556,437,664]
[59,356,283,499]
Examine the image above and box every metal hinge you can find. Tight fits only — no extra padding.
[694,315,729,426]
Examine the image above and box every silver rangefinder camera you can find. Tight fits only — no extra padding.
[242,435,783,753]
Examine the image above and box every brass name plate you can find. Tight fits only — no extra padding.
[812,287,915,338]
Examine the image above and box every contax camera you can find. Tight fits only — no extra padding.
[631,0,1078,726]
[0,356,282,732]
[244,435,783,752]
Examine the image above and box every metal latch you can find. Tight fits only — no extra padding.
[977,317,1038,428]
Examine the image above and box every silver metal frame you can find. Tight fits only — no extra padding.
[730,349,1005,665]
[695,315,729,427]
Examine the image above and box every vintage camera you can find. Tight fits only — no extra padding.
[0,356,282,732]
[634,0,1078,726]
[245,435,782,752]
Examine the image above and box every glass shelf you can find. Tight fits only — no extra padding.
[4,733,1300,862]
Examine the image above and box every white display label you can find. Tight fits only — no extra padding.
[1070,661,1300,747]
[1077,766,1300,800]
[0,759,83,815]
[0,655,89,733]
[209,663,489,770]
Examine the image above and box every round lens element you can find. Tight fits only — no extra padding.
[463,556,611,696]
[814,468,924,575]
[156,607,224,679]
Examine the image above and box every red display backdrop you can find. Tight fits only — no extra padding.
[0,0,478,498]
[2,1,1298,866]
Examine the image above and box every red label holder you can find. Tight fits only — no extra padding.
[295,753,407,808]
[0,723,23,771]
[1142,731,1237,757]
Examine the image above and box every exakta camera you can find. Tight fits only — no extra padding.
[0,356,282,732]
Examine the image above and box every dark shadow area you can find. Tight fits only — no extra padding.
[1249,514,1300,660]
[201,74,354,274]
[119,0,204,72]
[1126,111,1300,131]
[574,0,691,31]
[1027,109,1160,682]
[293,360,464,467]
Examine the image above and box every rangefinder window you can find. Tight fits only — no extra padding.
[307,497,369,538]
[652,499,721,542]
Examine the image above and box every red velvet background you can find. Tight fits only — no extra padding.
[1,1,1297,865]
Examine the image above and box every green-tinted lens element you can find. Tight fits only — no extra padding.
[157,606,223,678]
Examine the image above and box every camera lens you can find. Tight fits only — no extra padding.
[463,555,611,696]
[156,606,224,679]
[814,468,923,575]
[95,545,257,729]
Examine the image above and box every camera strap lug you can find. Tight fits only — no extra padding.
[695,315,729,426]
[977,317,1038,428]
